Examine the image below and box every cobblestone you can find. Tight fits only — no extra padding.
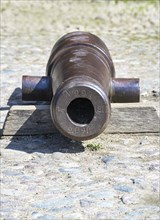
[1,134,159,219]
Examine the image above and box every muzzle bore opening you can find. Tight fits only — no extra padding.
[67,98,94,125]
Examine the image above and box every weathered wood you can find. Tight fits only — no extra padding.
[2,104,160,136]
[0,107,10,136]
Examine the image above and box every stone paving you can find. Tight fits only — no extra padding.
[0,1,160,219]
[1,134,159,219]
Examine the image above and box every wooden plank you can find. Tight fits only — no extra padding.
[0,107,10,136]
[2,104,160,136]
[2,105,56,136]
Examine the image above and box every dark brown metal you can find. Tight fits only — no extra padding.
[111,78,140,103]
[22,76,52,101]
[22,31,140,141]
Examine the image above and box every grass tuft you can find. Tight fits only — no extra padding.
[86,143,102,151]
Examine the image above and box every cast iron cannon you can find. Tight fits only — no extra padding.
[22,31,140,141]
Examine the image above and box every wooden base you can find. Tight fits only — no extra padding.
[2,104,159,136]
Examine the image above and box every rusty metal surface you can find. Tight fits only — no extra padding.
[47,32,115,140]
[22,31,140,140]
[22,76,52,101]
[111,78,140,103]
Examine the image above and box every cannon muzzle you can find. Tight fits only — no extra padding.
[22,31,140,141]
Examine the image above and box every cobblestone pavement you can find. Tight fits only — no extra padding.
[0,134,159,219]
[0,1,160,219]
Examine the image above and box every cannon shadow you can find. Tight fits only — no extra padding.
[3,87,84,154]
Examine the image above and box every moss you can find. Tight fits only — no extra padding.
[0,0,11,12]
[114,0,158,4]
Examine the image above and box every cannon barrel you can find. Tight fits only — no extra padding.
[22,31,140,141]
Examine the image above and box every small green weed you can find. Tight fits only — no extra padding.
[86,143,102,151]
